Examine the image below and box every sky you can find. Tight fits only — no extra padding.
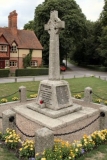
[0,0,104,29]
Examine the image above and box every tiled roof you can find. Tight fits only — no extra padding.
[0,33,3,36]
[0,27,43,50]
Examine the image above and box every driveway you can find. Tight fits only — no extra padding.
[62,62,107,79]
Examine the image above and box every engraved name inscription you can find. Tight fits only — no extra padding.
[56,86,69,104]
[40,84,52,105]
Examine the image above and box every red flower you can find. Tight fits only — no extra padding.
[40,100,44,104]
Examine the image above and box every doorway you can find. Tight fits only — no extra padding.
[0,61,5,69]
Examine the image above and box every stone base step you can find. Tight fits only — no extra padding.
[27,102,82,118]
[12,103,99,131]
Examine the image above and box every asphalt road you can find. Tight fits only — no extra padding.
[0,63,107,83]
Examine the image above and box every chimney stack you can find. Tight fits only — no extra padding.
[8,10,17,34]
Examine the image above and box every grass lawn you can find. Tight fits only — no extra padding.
[77,144,107,160]
[0,77,107,103]
[0,81,40,102]
[0,145,18,160]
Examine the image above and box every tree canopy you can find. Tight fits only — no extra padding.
[33,0,87,65]
[23,0,107,68]
[98,0,107,66]
[24,20,34,30]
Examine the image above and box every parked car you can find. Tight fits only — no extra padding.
[60,65,66,71]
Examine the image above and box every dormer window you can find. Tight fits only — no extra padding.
[0,45,7,52]
[11,42,17,53]
[11,45,17,53]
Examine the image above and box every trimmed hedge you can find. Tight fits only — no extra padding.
[0,69,10,77]
[98,67,107,72]
[15,68,48,77]
[87,65,107,72]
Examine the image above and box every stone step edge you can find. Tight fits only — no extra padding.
[27,103,82,118]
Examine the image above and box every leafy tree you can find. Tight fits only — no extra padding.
[33,0,87,65]
[24,0,105,67]
[98,0,107,66]
[23,49,33,68]
[98,26,107,66]
[84,21,102,65]
[100,0,107,27]
[24,20,34,30]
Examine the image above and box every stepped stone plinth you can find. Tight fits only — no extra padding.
[27,102,81,118]
[13,103,99,132]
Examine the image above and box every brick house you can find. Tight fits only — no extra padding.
[0,10,43,73]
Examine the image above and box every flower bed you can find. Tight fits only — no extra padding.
[29,94,38,98]
[36,130,107,160]
[1,128,107,160]
[94,98,102,104]
[12,97,19,101]
[0,128,35,159]
[73,94,82,99]
[1,98,8,103]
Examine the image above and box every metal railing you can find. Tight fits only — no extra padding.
[7,112,105,138]
[54,113,103,137]
[0,90,19,99]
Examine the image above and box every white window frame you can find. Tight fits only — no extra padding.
[11,45,17,53]
[0,45,7,52]
[10,61,17,67]
[31,61,38,67]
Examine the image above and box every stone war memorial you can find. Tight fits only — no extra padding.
[27,10,82,116]
[36,10,73,110]
[13,10,99,137]
[2,10,104,155]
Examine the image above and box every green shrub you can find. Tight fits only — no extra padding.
[87,65,107,72]
[94,98,102,104]
[19,140,35,158]
[1,98,8,103]
[3,128,21,149]
[15,68,48,76]
[73,94,82,99]
[99,67,107,72]
[0,69,10,77]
